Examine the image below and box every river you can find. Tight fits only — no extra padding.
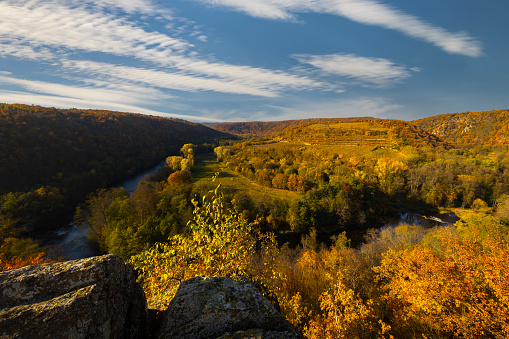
[343,210,459,247]
[41,162,165,260]
[41,161,459,260]
[385,211,459,228]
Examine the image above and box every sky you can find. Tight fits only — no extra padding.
[0,0,508,122]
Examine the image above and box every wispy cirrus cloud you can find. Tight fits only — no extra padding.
[0,74,164,105]
[0,0,329,100]
[294,53,415,87]
[0,39,54,60]
[0,0,189,59]
[194,0,482,57]
[84,0,169,16]
[61,60,324,97]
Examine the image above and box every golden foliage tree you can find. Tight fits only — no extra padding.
[376,228,509,338]
[129,179,259,307]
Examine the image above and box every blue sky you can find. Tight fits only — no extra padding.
[0,0,507,122]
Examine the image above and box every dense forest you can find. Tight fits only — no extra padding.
[0,103,231,196]
[2,106,509,338]
[0,104,231,270]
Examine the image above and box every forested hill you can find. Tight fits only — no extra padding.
[206,117,371,137]
[0,103,232,197]
[414,109,509,147]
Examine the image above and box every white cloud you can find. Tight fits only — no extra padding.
[294,53,413,87]
[160,56,327,93]
[84,0,166,15]
[0,40,55,61]
[196,35,208,43]
[61,58,326,97]
[61,60,287,97]
[0,0,189,59]
[0,74,163,105]
[194,0,482,57]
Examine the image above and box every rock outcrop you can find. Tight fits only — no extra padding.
[0,254,148,339]
[0,256,303,339]
[156,276,303,339]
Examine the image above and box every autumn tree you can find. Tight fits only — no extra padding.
[272,173,288,189]
[166,156,183,171]
[374,158,408,196]
[167,170,192,187]
[376,220,509,338]
[288,174,306,192]
[129,179,259,307]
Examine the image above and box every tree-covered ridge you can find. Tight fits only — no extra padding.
[207,117,371,138]
[415,109,509,147]
[0,103,232,195]
[276,119,448,148]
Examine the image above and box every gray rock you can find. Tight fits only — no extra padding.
[0,254,148,339]
[217,328,303,338]
[157,276,302,339]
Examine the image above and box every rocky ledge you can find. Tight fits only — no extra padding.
[0,254,148,339]
[0,255,302,339]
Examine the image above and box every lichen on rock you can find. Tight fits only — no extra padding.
[0,254,148,339]
[156,276,302,339]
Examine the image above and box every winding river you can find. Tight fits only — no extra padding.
[41,161,459,260]
[40,162,165,260]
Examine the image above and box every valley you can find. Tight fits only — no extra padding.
[1,105,509,338]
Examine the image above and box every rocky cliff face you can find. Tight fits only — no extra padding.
[0,255,302,339]
[0,254,148,339]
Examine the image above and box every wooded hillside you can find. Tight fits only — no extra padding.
[2,104,509,338]
[414,109,509,147]
[0,103,231,195]
[0,103,233,236]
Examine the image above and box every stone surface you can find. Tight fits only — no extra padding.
[0,254,148,339]
[157,276,302,339]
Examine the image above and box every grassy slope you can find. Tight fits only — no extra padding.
[193,153,299,206]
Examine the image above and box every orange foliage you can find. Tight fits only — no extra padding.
[166,170,192,187]
[0,248,54,272]
[304,248,384,339]
[376,230,509,338]
[287,174,306,192]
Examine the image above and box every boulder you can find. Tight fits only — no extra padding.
[157,276,302,339]
[0,254,148,339]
